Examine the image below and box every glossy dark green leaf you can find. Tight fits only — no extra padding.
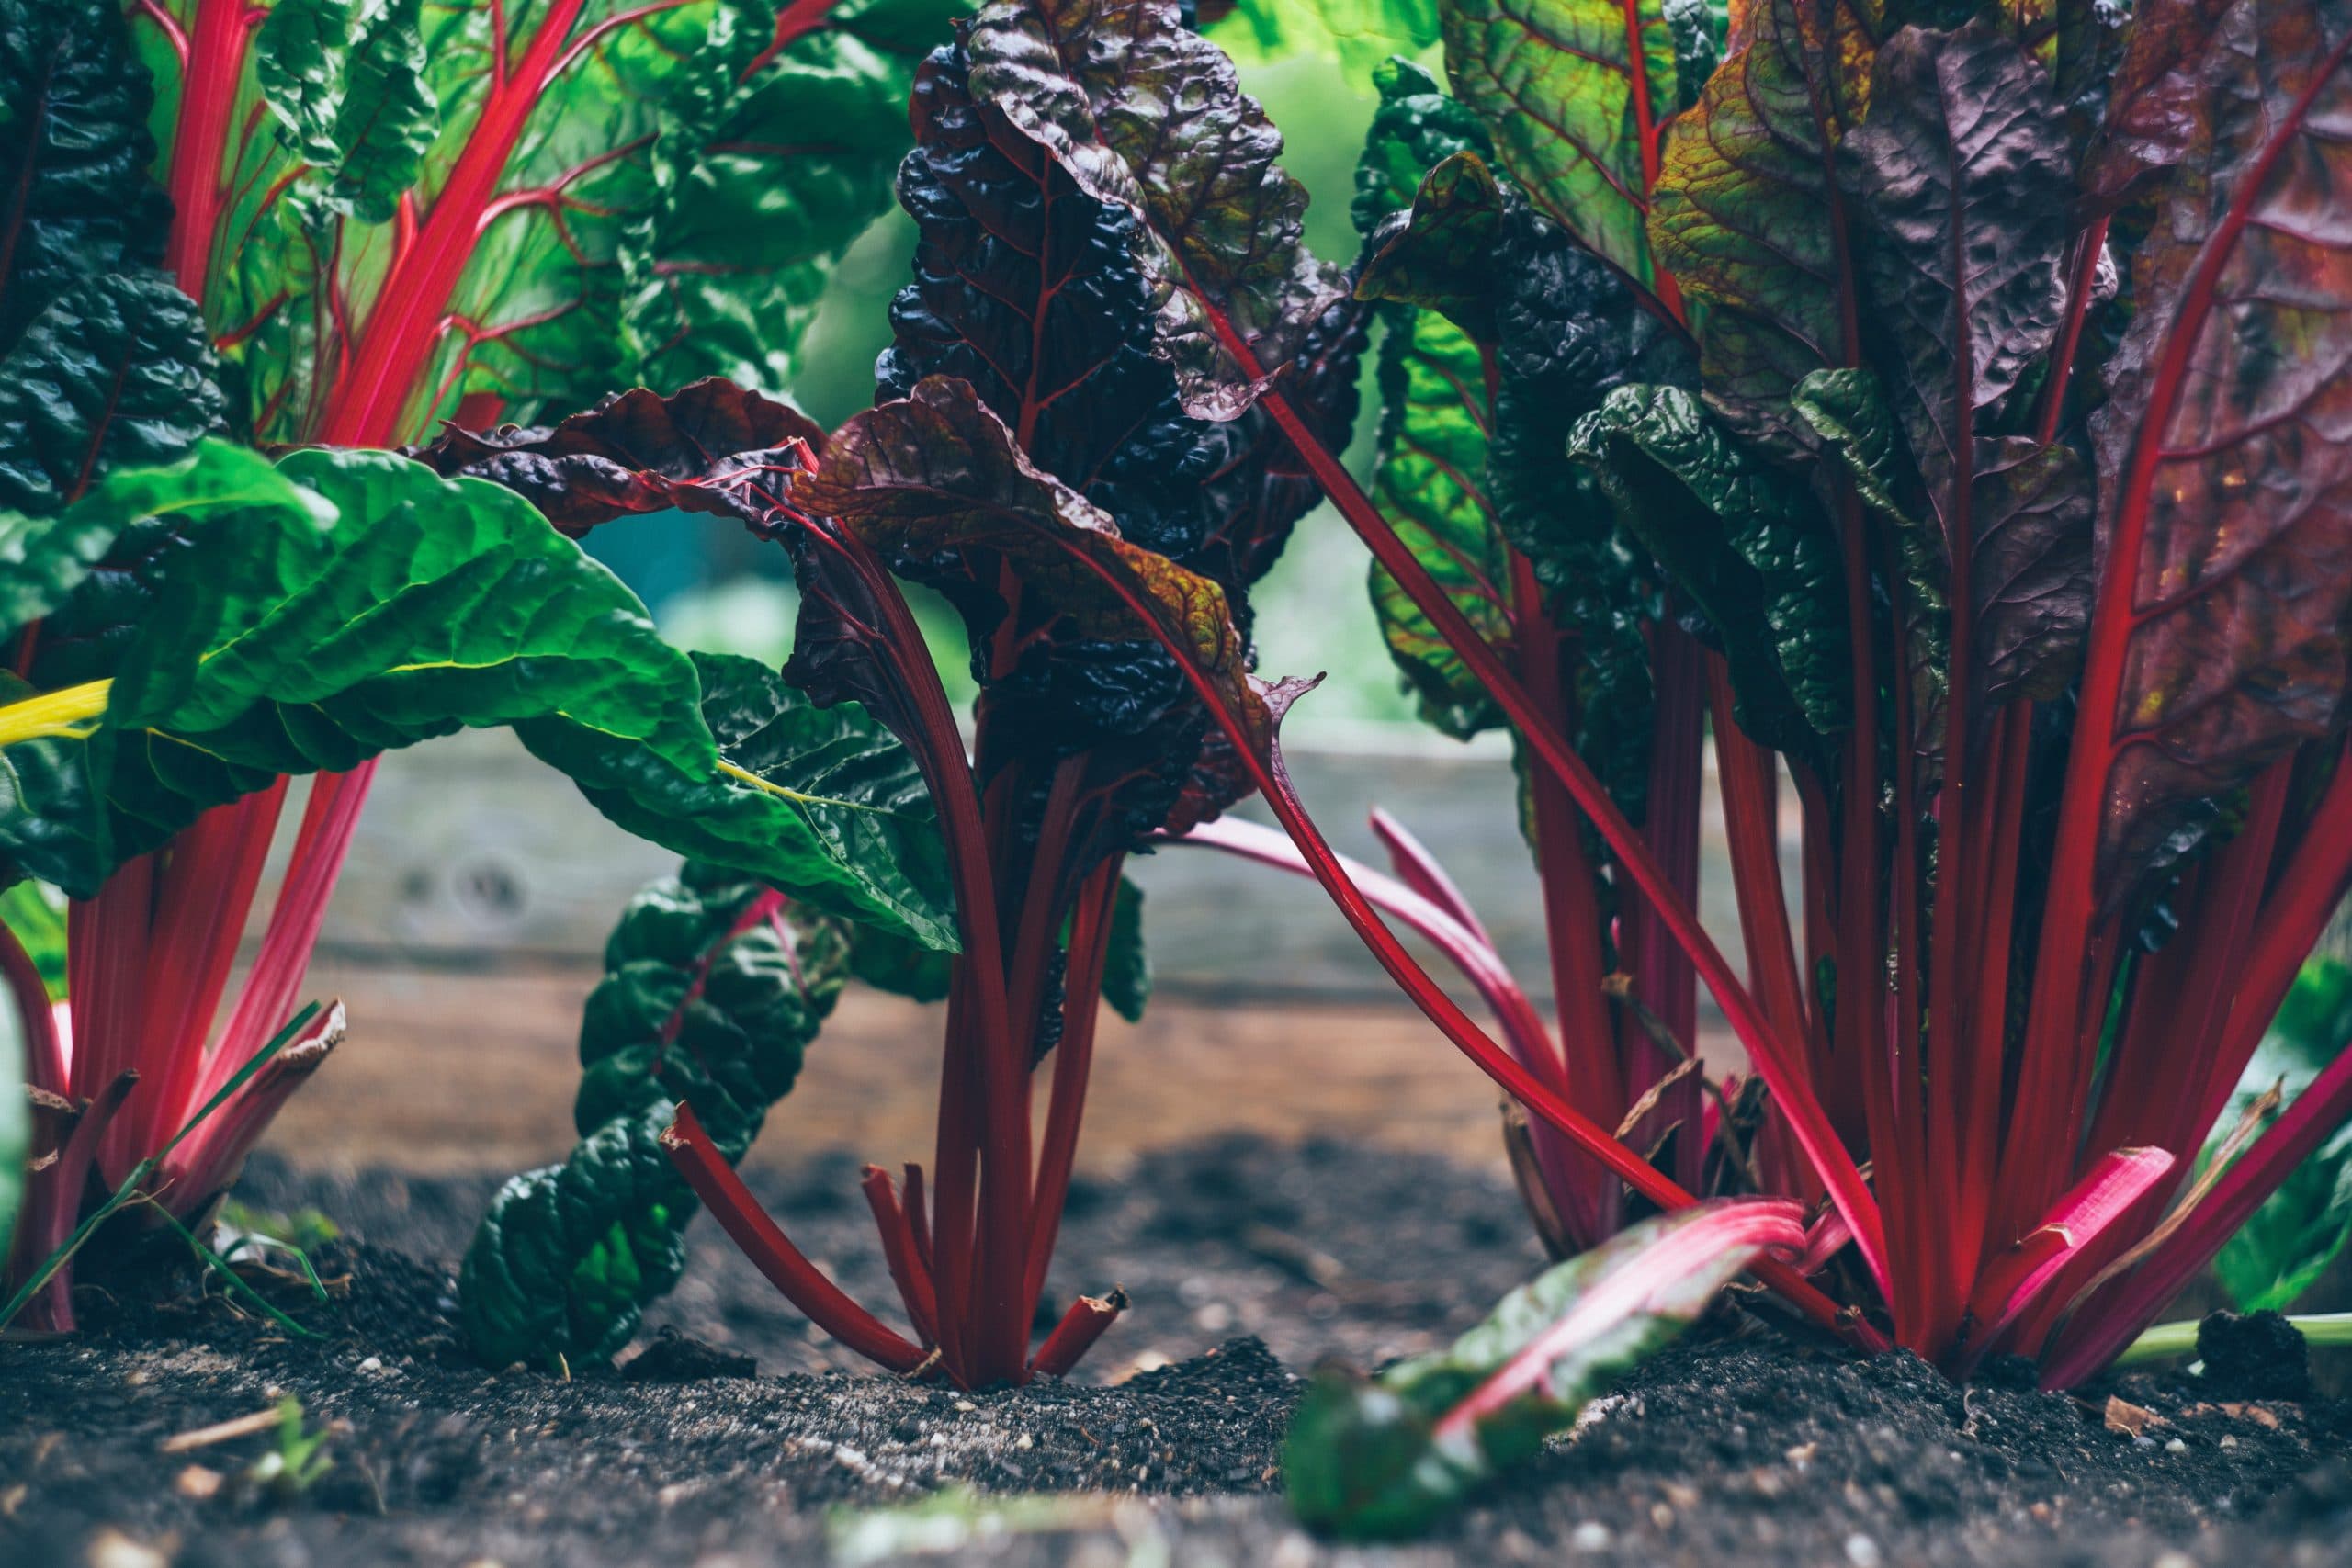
[1351,57,1492,235]
[459,863,848,1369]
[0,275,224,517]
[1284,1201,1804,1539]
[253,0,352,165]
[0,0,170,343]
[1571,384,1848,759]
[522,650,959,953]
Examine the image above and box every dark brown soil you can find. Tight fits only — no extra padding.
[2,1136,2346,1566]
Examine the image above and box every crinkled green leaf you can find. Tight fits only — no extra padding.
[1441,0,1679,292]
[1285,1201,1804,1539]
[0,446,721,896]
[0,0,171,343]
[0,273,224,519]
[253,0,352,164]
[459,863,846,1369]
[1351,57,1492,234]
[962,0,1345,421]
[625,0,959,394]
[1571,384,1847,760]
[323,0,439,222]
[522,650,959,953]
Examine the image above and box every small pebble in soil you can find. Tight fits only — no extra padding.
[85,1531,166,1568]
[1568,1520,1612,1552]
[1845,1532,1883,1567]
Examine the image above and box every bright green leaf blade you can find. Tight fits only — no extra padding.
[626,0,960,393]
[1440,0,1679,292]
[0,446,735,897]
[1209,0,1441,73]
[522,649,960,953]
[1368,308,1511,739]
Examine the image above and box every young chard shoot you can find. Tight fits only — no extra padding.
[1286,1200,1807,1539]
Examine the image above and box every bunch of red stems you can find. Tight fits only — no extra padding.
[657,450,1134,1391]
[1155,304,2352,1385]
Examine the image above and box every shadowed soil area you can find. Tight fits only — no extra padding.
[2,1136,2346,1567]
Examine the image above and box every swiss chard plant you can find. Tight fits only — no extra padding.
[777,0,2352,1403]
[1165,0,2352,1397]
[424,0,1367,1381]
[0,0,953,1326]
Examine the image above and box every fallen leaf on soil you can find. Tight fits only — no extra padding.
[2103,1396,2163,1438]
[2184,1402,2282,1429]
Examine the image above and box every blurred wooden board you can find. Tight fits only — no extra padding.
[262,961,1555,1177]
[321,728,1784,1007]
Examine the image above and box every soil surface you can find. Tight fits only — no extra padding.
[3,1135,2347,1567]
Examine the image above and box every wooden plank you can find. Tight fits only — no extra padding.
[319,728,1783,1007]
